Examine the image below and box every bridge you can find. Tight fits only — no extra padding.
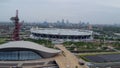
[55,44,88,68]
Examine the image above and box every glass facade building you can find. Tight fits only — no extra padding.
[0,48,42,61]
[0,41,60,61]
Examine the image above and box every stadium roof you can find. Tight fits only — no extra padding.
[0,41,61,58]
[31,28,93,36]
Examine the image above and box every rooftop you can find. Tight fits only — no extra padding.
[31,28,93,36]
[0,41,60,53]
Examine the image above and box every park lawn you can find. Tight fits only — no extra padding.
[0,38,7,44]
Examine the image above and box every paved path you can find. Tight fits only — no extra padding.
[107,46,120,52]
[55,45,88,68]
[0,58,56,68]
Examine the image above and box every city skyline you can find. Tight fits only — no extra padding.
[0,0,120,24]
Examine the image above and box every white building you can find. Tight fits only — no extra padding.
[30,28,93,43]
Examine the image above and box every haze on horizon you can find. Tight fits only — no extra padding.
[0,0,120,24]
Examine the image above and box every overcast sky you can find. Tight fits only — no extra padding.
[0,0,120,24]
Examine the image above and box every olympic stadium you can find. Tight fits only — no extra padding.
[30,28,93,43]
[0,41,61,68]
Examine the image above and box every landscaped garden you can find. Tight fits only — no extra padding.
[0,38,7,44]
[63,41,119,53]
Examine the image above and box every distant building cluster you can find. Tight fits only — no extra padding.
[27,19,91,29]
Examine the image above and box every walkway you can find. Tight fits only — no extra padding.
[55,44,88,68]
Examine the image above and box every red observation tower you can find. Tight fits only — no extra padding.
[10,10,21,41]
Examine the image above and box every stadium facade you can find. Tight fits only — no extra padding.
[30,28,93,43]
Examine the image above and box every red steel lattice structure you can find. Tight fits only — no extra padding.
[10,10,21,41]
